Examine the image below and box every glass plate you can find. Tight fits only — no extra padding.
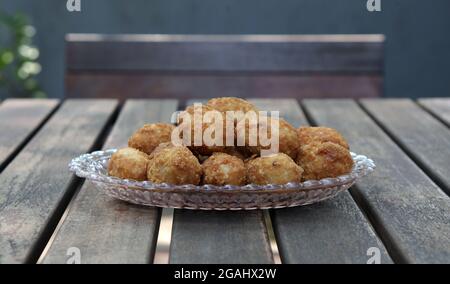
[69,149,375,210]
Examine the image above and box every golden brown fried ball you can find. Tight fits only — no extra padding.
[128,123,175,155]
[246,153,303,185]
[297,126,349,149]
[147,146,202,185]
[235,116,299,159]
[202,152,246,185]
[177,104,228,155]
[108,147,149,181]
[206,97,258,114]
[148,142,176,160]
[296,142,353,180]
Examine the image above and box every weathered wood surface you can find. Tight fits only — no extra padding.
[67,34,384,73]
[67,74,381,99]
[418,98,450,127]
[0,100,118,264]
[252,99,392,264]
[42,100,178,264]
[170,99,273,264]
[361,99,450,194]
[303,99,450,263]
[0,99,59,170]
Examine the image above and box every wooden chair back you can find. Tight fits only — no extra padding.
[65,34,384,99]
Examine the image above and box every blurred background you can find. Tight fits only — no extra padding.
[1,0,449,99]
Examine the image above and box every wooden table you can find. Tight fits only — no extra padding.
[0,98,449,264]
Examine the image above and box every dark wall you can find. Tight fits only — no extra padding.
[2,0,450,98]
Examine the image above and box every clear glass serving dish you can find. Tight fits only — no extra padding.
[69,149,375,210]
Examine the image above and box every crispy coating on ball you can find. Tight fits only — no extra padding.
[206,97,258,114]
[108,147,149,181]
[148,142,176,160]
[128,123,175,155]
[298,127,349,149]
[147,146,202,185]
[177,104,229,155]
[246,153,303,185]
[296,142,353,180]
[202,152,246,185]
[235,116,299,159]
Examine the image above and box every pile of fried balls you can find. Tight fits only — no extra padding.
[108,97,354,186]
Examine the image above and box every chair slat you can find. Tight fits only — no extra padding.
[67,34,384,73]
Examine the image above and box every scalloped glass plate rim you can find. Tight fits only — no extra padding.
[68,148,376,193]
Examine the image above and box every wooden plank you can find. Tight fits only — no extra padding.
[252,99,392,264]
[303,99,450,263]
[42,100,178,264]
[361,99,450,194]
[0,99,59,170]
[169,99,273,264]
[66,73,382,99]
[171,210,274,264]
[418,98,450,127]
[67,34,384,73]
[0,99,118,264]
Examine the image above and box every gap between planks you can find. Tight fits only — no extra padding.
[298,99,399,263]
[35,103,122,264]
[0,100,61,173]
[152,100,281,264]
[357,100,450,197]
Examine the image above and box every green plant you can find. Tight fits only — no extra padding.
[0,11,45,98]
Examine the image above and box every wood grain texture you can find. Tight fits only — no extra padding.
[0,99,118,264]
[42,100,178,264]
[66,73,382,99]
[251,99,392,264]
[303,99,450,263]
[361,99,450,194]
[169,99,273,264]
[417,98,450,127]
[170,210,273,264]
[0,99,59,170]
[67,34,384,72]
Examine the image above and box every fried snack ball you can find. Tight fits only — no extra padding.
[177,104,228,155]
[147,146,202,185]
[235,116,299,159]
[108,147,149,181]
[297,126,349,149]
[128,123,175,155]
[296,142,354,180]
[206,97,258,114]
[202,152,246,185]
[148,142,176,160]
[246,153,303,185]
